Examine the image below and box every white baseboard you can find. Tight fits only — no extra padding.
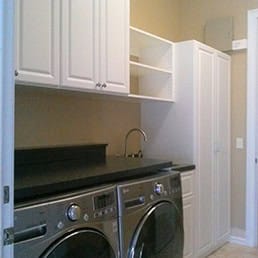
[229,235,248,246]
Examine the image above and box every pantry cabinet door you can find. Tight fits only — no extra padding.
[61,0,98,90]
[15,0,60,86]
[99,0,129,94]
[195,44,215,257]
[214,53,231,246]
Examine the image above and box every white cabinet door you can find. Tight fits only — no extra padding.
[183,196,194,258]
[181,171,195,258]
[15,0,60,86]
[195,45,215,257]
[16,0,129,95]
[99,0,129,93]
[61,0,98,90]
[214,53,231,246]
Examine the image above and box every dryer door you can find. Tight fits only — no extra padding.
[41,229,116,258]
[129,201,183,258]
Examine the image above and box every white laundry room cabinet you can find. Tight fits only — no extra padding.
[15,0,60,86]
[15,0,129,95]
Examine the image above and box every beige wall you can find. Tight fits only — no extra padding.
[15,86,141,156]
[131,0,258,237]
[178,0,258,41]
[130,0,180,41]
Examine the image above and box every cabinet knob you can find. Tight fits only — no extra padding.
[102,83,107,88]
[14,70,18,77]
[96,82,101,88]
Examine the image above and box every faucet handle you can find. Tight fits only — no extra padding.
[138,150,143,158]
[127,150,143,158]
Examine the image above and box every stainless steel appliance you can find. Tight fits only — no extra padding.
[14,185,119,258]
[117,172,184,258]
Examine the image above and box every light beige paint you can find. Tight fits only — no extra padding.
[15,86,141,156]
[130,0,180,41]
[178,0,258,41]
[131,0,258,237]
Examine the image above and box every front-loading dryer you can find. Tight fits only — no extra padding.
[117,172,184,258]
[14,185,119,258]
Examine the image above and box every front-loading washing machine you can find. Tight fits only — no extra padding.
[117,172,184,258]
[14,185,119,258]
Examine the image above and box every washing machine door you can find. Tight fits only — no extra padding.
[129,201,183,258]
[41,229,116,258]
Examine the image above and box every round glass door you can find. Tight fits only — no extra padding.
[41,229,116,258]
[129,201,183,258]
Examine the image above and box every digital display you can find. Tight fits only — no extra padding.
[94,192,115,210]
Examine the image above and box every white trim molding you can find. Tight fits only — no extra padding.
[0,0,14,257]
[246,8,258,247]
[230,228,248,246]
[230,236,249,247]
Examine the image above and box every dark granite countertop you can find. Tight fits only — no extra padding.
[15,156,173,203]
[159,164,196,173]
[14,144,195,204]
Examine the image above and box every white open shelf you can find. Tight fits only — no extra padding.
[130,26,173,71]
[129,26,174,102]
[128,94,174,103]
[130,61,172,77]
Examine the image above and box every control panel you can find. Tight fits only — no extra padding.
[170,175,182,195]
[117,174,172,215]
[93,191,116,219]
[14,186,117,243]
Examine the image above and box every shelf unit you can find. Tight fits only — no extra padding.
[129,26,174,102]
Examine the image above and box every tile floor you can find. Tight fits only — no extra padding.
[207,243,258,257]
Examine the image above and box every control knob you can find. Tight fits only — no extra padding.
[67,204,81,221]
[154,183,164,195]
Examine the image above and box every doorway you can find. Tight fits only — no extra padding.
[0,0,15,257]
[246,8,258,247]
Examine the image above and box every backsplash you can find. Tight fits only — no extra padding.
[15,86,141,156]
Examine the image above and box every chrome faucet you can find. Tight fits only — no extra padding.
[124,128,147,157]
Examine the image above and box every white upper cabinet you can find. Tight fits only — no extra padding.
[15,0,129,94]
[61,0,129,94]
[99,0,129,93]
[129,27,174,102]
[15,0,60,86]
[61,0,97,90]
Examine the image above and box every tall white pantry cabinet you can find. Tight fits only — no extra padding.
[141,40,231,258]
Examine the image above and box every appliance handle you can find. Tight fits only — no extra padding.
[14,223,47,243]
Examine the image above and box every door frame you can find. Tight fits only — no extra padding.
[0,0,14,257]
[246,8,258,247]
